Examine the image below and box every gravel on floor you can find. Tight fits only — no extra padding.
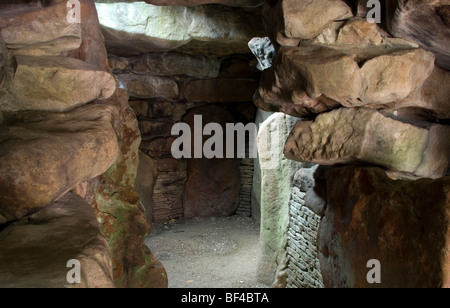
[145,216,270,288]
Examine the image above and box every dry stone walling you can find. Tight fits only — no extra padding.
[1,0,449,289]
[255,0,450,288]
[99,1,264,223]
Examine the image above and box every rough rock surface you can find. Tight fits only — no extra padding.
[183,106,241,218]
[89,89,168,288]
[132,52,220,79]
[256,112,304,286]
[386,0,450,70]
[359,48,435,105]
[318,166,450,288]
[262,0,353,47]
[255,45,436,117]
[0,1,81,55]
[0,193,114,288]
[63,0,110,72]
[284,107,450,179]
[95,2,264,57]
[0,104,120,224]
[248,37,275,71]
[280,0,353,40]
[116,73,179,100]
[0,55,116,112]
[135,150,158,223]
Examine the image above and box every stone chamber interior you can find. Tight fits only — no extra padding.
[0,0,449,289]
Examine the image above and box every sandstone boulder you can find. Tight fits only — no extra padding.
[0,193,114,288]
[63,0,110,72]
[255,45,437,117]
[281,0,353,40]
[183,106,241,218]
[284,107,450,179]
[133,52,220,79]
[0,104,120,224]
[360,48,435,105]
[262,0,353,47]
[0,55,116,112]
[254,46,355,117]
[95,2,264,57]
[318,166,450,288]
[116,73,179,100]
[0,1,81,55]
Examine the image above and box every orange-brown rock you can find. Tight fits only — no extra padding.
[0,55,116,112]
[0,193,114,288]
[284,107,450,179]
[255,45,437,117]
[0,104,120,224]
[262,0,353,47]
[183,106,241,218]
[318,166,450,288]
[0,0,81,55]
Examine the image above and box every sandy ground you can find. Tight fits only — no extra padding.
[145,216,270,288]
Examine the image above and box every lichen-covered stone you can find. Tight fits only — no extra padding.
[89,89,168,288]
[284,107,450,179]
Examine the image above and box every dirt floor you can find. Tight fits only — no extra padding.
[145,216,270,288]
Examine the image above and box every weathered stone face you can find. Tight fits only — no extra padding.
[256,112,304,286]
[255,45,437,117]
[116,73,179,100]
[132,52,220,79]
[0,104,120,223]
[95,2,264,57]
[284,107,450,179]
[0,193,114,288]
[0,55,116,112]
[280,0,353,40]
[318,166,450,288]
[183,106,241,218]
[87,89,168,288]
